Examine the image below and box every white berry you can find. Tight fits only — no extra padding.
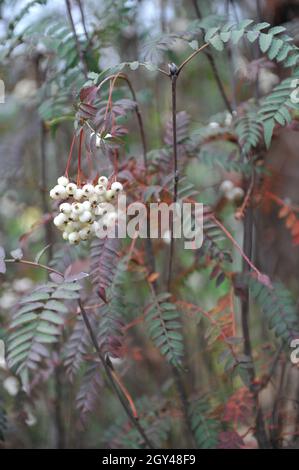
[74,188,84,201]
[82,184,94,196]
[54,213,67,227]
[79,211,93,223]
[230,187,244,202]
[105,189,116,201]
[50,189,60,200]
[89,195,98,207]
[98,176,108,187]
[57,176,69,187]
[66,183,77,196]
[79,227,90,240]
[59,203,72,214]
[111,181,123,192]
[82,200,91,211]
[72,203,84,215]
[219,180,234,194]
[52,185,67,200]
[68,232,80,244]
[94,184,106,196]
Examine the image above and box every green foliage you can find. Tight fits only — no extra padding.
[64,316,91,382]
[235,111,263,156]
[7,281,81,376]
[249,276,299,345]
[103,396,171,449]
[145,292,184,367]
[203,20,299,149]
[205,20,299,67]
[258,75,299,147]
[189,397,220,449]
[76,361,102,423]
[97,256,128,356]
[7,0,47,40]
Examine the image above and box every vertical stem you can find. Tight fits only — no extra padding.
[167,73,178,291]
[78,301,154,449]
[241,179,269,449]
[65,0,88,78]
[192,0,233,114]
[76,0,89,41]
[166,69,196,447]
[125,79,147,167]
[40,121,53,257]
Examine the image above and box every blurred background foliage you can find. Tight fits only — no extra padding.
[1,0,299,449]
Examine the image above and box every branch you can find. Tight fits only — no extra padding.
[76,0,89,41]
[192,0,233,114]
[165,65,196,448]
[97,73,147,167]
[177,43,209,75]
[4,258,63,277]
[78,300,154,449]
[65,0,88,78]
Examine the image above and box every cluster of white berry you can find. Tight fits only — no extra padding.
[49,175,123,244]
[219,180,244,202]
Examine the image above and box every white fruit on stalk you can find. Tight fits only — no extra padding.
[111,181,123,192]
[54,213,67,227]
[72,202,84,215]
[74,188,84,200]
[66,182,77,196]
[94,184,106,196]
[97,194,106,203]
[102,211,117,227]
[68,232,80,244]
[230,187,244,201]
[68,211,79,221]
[64,222,74,232]
[59,203,72,214]
[98,202,112,215]
[50,188,60,200]
[105,189,116,201]
[57,176,69,187]
[79,227,90,240]
[89,195,98,207]
[79,211,93,223]
[62,231,69,240]
[98,176,108,186]
[82,200,91,211]
[219,180,234,194]
[51,185,67,200]
[82,184,94,196]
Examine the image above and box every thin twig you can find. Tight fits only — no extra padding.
[76,0,89,41]
[192,0,233,114]
[167,71,178,291]
[4,258,63,277]
[97,73,147,166]
[240,174,270,448]
[165,66,196,448]
[65,0,88,78]
[177,43,209,75]
[78,300,154,449]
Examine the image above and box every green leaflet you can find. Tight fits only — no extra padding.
[7,280,81,376]
[145,293,184,367]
